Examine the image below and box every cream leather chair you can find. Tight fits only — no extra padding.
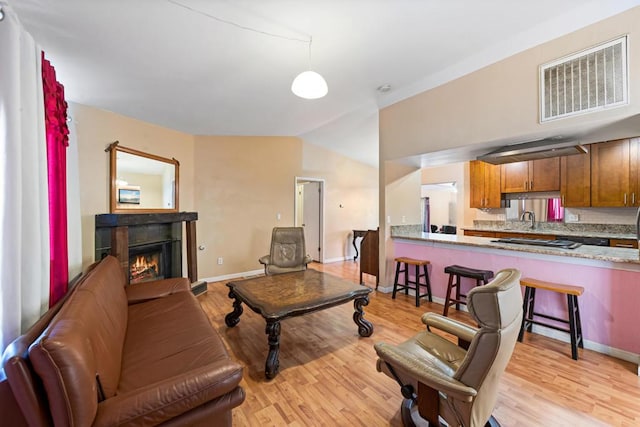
[259,227,313,275]
[375,268,522,427]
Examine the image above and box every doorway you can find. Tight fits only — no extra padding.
[294,177,324,262]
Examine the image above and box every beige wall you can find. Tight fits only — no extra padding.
[193,136,303,278]
[380,7,640,162]
[301,143,378,261]
[72,101,380,279]
[71,102,195,270]
[381,162,421,285]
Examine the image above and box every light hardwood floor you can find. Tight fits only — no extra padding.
[199,261,640,426]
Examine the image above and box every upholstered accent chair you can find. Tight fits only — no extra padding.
[375,268,523,427]
[259,227,313,275]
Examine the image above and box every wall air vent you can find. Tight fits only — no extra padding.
[540,36,628,122]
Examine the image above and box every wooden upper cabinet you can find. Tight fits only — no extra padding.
[469,160,501,208]
[560,151,591,207]
[500,161,528,193]
[591,138,637,207]
[500,158,560,193]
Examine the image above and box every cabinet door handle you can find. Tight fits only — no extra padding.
[530,180,534,190]
[633,193,636,205]
[524,181,528,191]
[561,194,565,205]
[624,193,628,206]
[616,244,635,248]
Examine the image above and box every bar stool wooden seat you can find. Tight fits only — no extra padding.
[518,277,584,360]
[442,265,494,316]
[392,257,433,307]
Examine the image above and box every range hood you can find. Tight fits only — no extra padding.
[477,138,588,165]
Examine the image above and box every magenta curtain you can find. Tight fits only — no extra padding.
[42,53,70,307]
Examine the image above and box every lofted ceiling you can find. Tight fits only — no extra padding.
[9,0,640,166]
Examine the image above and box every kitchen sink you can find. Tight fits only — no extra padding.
[491,237,582,249]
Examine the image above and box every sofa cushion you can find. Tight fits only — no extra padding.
[119,291,232,392]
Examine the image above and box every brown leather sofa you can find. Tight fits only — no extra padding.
[2,255,245,426]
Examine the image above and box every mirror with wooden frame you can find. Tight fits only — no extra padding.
[107,141,179,213]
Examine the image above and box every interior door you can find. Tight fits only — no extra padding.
[302,181,321,261]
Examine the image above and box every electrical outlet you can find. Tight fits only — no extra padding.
[566,214,579,223]
[217,257,223,265]
[401,215,406,223]
[497,214,506,221]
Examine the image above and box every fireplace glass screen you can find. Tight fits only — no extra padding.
[130,252,163,283]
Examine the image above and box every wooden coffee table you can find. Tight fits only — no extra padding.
[225,269,374,379]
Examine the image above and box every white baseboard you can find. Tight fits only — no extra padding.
[201,268,264,284]
[528,324,640,370]
[323,256,351,263]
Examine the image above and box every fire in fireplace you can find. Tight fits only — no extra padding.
[130,252,163,284]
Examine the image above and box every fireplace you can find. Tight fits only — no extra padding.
[94,212,204,294]
[129,243,170,284]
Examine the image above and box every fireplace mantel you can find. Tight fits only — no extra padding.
[96,212,197,227]
[95,212,204,294]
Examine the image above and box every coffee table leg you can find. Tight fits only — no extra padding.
[225,290,243,327]
[353,296,374,337]
[265,320,281,379]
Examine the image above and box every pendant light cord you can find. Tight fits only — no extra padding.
[168,0,311,45]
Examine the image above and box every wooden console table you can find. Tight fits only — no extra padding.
[359,228,379,288]
[352,230,368,261]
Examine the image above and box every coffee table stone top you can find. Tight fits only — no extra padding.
[226,269,372,320]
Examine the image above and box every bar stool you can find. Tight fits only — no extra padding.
[392,257,433,307]
[443,265,494,316]
[518,277,584,360]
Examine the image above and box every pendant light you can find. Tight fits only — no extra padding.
[168,0,328,99]
[291,37,328,99]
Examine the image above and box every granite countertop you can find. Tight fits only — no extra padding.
[461,220,637,239]
[461,226,637,240]
[391,230,640,264]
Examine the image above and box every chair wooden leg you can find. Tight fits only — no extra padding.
[568,294,579,360]
[526,288,536,333]
[443,274,455,316]
[574,295,584,348]
[404,264,409,295]
[518,286,531,342]
[392,262,401,299]
[424,265,432,302]
[415,265,420,307]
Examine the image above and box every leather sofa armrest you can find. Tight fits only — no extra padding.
[93,360,244,427]
[126,277,191,304]
[421,312,477,344]
[374,342,476,402]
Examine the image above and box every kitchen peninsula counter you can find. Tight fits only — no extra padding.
[391,231,640,265]
[390,228,640,370]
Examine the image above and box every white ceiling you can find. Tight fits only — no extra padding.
[9,0,640,166]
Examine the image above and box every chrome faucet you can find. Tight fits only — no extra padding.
[520,210,535,228]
